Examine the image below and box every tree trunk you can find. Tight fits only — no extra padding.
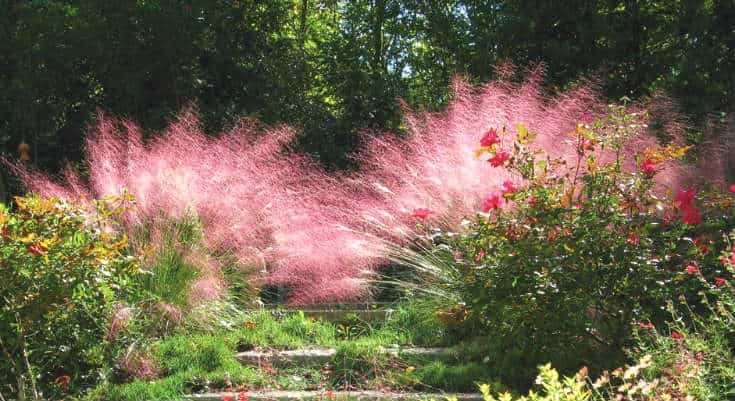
[299,0,309,52]
[372,0,385,75]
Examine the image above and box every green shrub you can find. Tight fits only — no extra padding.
[397,107,735,387]
[380,299,455,346]
[0,195,139,399]
[604,238,735,400]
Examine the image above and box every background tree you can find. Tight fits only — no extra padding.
[0,0,732,197]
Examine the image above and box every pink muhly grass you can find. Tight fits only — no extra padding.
[107,305,135,342]
[119,353,159,381]
[411,207,433,219]
[155,302,183,326]
[183,249,222,276]
[188,275,226,306]
[14,107,387,304]
[11,67,728,304]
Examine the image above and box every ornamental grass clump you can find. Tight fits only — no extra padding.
[11,109,388,304]
[10,68,729,304]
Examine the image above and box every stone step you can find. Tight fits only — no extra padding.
[185,390,482,401]
[236,347,454,366]
[261,303,395,310]
[252,308,392,322]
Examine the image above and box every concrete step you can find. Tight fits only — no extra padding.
[251,303,397,322]
[252,308,392,322]
[185,390,482,401]
[236,347,454,366]
[261,303,395,310]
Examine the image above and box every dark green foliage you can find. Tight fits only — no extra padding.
[1,1,732,178]
[594,250,735,400]
[395,110,735,389]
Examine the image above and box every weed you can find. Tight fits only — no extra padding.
[331,339,392,389]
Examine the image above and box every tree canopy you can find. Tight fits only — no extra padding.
[1,0,733,175]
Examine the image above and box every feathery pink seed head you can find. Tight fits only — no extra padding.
[107,305,134,341]
[12,67,722,304]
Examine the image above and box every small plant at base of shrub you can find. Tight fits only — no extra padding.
[453,365,590,401]
[0,195,139,400]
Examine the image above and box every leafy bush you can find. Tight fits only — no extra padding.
[594,338,734,400]
[603,235,735,400]
[0,195,138,399]
[398,106,735,387]
[473,322,735,401]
